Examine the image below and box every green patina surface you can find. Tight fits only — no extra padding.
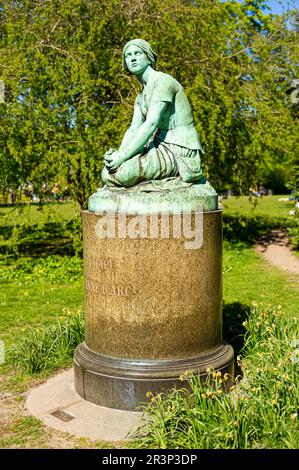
[88,178,218,213]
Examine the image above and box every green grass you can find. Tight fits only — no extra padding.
[222,195,297,247]
[9,307,84,374]
[0,276,83,348]
[0,195,297,358]
[0,416,46,448]
[223,243,298,318]
[222,195,294,222]
[0,196,298,448]
[0,201,78,227]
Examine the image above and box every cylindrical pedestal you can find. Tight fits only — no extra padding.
[74,209,234,410]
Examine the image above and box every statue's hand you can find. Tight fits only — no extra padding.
[104,148,116,158]
[104,151,126,172]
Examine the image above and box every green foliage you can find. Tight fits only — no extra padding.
[0,1,298,204]
[131,303,299,449]
[9,307,84,373]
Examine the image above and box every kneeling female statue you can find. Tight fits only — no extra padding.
[102,39,204,188]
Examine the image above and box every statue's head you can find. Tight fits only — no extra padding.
[122,39,157,74]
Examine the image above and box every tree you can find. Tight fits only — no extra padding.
[0,0,298,205]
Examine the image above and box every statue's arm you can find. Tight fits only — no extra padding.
[119,100,167,159]
[118,98,145,152]
[104,100,168,172]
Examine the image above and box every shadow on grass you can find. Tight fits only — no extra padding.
[0,221,79,258]
[223,214,291,247]
[223,301,251,377]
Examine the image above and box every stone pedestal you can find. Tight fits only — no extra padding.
[74,193,234,410]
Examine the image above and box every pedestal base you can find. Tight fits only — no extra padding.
[74,342,234,411]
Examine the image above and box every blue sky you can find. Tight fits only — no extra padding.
[229,1,299,15]
[261,0,298,14]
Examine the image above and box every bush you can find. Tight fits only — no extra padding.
[130,304,299,449]
[9,307,84,374]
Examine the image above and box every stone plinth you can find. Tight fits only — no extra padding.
[74,191,234,410]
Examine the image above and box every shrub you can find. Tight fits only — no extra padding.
[131,304,299,449]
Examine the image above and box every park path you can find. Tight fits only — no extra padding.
[255,230,299,277]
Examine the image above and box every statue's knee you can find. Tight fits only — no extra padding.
[113,166,137,187]
[181,173,198,183]
[101,166,131,188]
[101,163,138,188]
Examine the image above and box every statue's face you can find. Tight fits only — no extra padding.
[124,44,150,75]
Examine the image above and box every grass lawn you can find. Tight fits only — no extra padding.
[0,279,83,348]
[222,194,294,222]
[0,201,78,227]
[224,243,298,318]
[0,195,298,448]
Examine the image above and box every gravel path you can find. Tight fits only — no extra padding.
[255,230,299,277]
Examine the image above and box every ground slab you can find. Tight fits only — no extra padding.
[26,368,143,442]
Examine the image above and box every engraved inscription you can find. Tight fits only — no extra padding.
[84,254,115,272]
[85,277,138,297]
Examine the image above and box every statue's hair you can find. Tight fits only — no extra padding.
[122,39,157,72]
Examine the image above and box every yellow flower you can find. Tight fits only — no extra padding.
[271,399,276,406]
[216,371,222,378]
[212,371,217,378]
[242,321,248,327]
[276,381,282,387]
[206,390,213,398]
[224,373,229,381]
[206,368,211,373]
[201,393,206,399]
[216,389,222,395]
[146,391,153,398]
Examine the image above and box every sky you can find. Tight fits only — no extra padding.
[261,0,298,14]
[230,0,299,15]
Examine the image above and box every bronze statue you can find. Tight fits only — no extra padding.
[102,39,204,188]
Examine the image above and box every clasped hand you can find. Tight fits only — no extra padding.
[104,148,126,173]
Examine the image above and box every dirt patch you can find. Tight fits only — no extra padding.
[255,230,299,278]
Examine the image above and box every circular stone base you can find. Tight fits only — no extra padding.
[74,342,234,411]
